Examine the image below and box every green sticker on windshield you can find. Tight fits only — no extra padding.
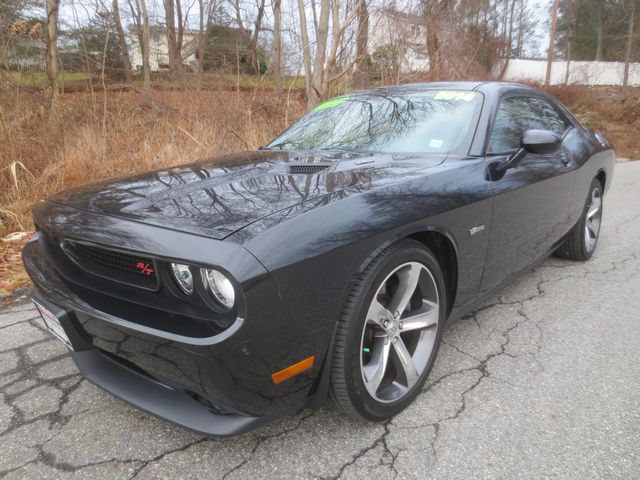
[433,91,477,102]
[313,97,349,111]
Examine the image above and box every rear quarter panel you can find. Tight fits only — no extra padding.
[568,129,615,225]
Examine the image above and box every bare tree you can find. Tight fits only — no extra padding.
[506,0,517,57]
[545,0,559,86]
[595,1,604,61]
[46,0,60,114]
[297,0,313,104]
[248,0,267,73]
[126,0,143,57]
[516,0,525,57]
[422,0,451,80]
[297,0,365,105]
[273,0,282,95]
[164,0,185,78]
[229,0,267,74]
[139,0,151,95]
[197,0,219,86]
[112,0,133,82]
[310,0,330,105]
[562,0,580,85]
[353,0,369,88]
[623,0,636,87]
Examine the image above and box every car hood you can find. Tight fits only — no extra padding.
[46,150,446,239]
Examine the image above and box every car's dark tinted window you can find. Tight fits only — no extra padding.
[489,96,569,153]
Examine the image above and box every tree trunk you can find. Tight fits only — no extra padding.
[545,0,559,85]
[506,0,517,59]
[425,15,441,80]
[565,26,572,85]
[273,0,282,95]
[164,0,177,69]
[176,0,184,53]
[353,0,369,88]
[500,0,509,56]
[595,2,604,61]
[322,0,341,94]
[623,0,636,87]
[247,0,266,74]
[140,0,151,97]
[516,0,524,57]
[45,0,60,115]
[310,0,330,105]
[112,0,133,82]
[297,0,313,106]
[197,0,204,86]
[164,0,184,78]
[126,0,143,67]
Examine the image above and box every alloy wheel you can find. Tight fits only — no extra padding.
[360,261,439,403]
[584,187,602,252]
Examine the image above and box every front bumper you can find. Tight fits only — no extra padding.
[71,348,272,437]
[22,216,331,436]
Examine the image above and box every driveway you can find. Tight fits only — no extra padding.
[1,162,639,479]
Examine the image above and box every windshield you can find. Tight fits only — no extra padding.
[266,90,482,154]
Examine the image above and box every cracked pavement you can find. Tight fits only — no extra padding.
[1,161,639,479]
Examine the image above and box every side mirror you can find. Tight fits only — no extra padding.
[487,129,563,181]
[521,129,561,155]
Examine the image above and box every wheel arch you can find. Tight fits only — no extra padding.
[356,226,459,318]
[406,230,458,318]
[595,169,606,191]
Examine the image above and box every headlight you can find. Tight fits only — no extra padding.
[171,263,193,295]
[201,268,235,309]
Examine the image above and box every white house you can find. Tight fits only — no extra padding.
[130,27,199,72]
[368,8,429,73]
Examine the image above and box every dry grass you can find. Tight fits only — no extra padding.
[0,232,32,298]
[544,85,640,159]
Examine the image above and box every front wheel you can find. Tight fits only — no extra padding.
[556,177,603,261]
[329,240,446,420]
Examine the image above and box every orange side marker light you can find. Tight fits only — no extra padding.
[271,356,315,384]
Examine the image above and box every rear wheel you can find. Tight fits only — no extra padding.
[556,178,603,261]
[329,240,446,420]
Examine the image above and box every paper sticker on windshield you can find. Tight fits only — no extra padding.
[433,91,477,102]
[313,97,349,111]
[429,139,443,149]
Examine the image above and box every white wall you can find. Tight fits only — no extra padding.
[497,58,640,86]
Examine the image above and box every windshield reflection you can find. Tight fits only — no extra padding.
[266,91,482,155]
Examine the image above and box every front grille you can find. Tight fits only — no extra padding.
[60,239,159,290]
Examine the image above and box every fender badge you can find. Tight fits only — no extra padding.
[469,225,485,236]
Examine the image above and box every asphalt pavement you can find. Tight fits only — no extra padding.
[1,161,639,479]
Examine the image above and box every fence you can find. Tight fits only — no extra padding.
[495,58,640,86]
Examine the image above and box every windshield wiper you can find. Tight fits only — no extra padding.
[316,147,361,153]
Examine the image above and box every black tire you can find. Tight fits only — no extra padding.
[329,239,446,421]
[556,177,604,261]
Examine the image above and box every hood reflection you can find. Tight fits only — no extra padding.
[47,150,446,239]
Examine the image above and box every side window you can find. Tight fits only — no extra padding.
[489,96,569,153]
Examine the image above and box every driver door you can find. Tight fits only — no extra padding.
[479,95,577,296]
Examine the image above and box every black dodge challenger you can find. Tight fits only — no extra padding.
[23,82,615,436]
